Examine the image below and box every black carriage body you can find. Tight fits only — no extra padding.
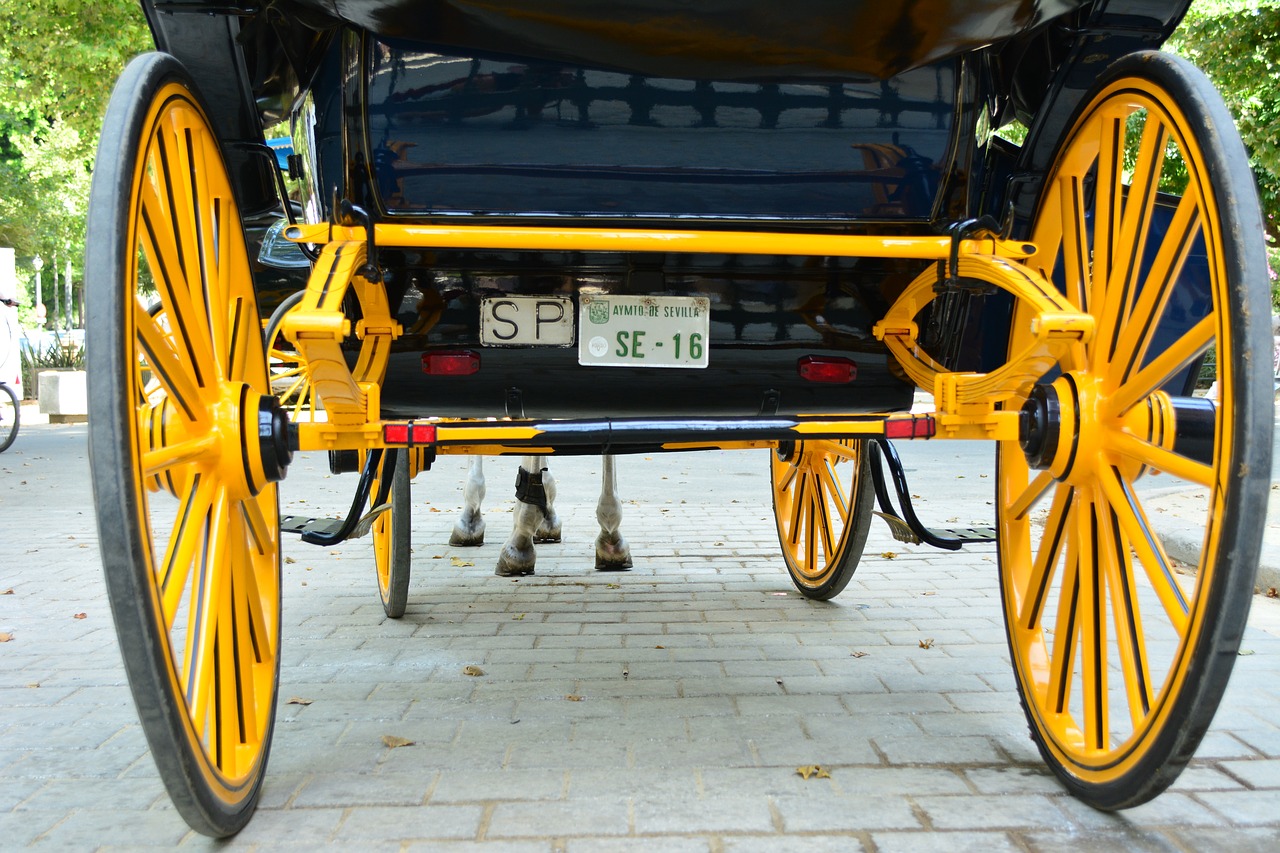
[140,0,1194,420]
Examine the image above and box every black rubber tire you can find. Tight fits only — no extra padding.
[373,448,412,618]
[0,383,17,453]
[86,52,280,837]
[997,51,1271,809]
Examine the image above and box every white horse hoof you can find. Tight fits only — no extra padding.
[449,525,485,546]
[595,534,632,571]
[496,546,536,577]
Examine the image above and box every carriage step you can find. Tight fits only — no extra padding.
[280,504,389,542]
[874,512,995,547]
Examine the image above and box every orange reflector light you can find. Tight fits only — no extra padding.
[422,350,480,376]
[382,423,437,445]
[797,355,856,384]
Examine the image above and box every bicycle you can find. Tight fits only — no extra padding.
[1,296,20,452]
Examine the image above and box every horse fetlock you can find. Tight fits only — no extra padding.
[535,511,563,543]
[449,512,485,546]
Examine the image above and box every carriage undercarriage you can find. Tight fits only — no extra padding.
[84,0,1272,837]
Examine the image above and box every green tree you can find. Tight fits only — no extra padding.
[0,0,149,319]
[1167,1,1280,284]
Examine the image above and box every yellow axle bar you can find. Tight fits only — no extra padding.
[285,222,1035,261]
[292,410,1023,456]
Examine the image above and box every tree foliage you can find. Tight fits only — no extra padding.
[1167,2,1280,250]
[0,0,149,314]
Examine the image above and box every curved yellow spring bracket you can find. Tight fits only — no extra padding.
[873,256,1094,435]
[279,241,401,426]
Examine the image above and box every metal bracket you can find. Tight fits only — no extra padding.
[867,439,995,551]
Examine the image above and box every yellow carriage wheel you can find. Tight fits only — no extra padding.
[770,440,876,599]
[999,52,1271,809]
[86,54,287,837]
[264,291,319,423]
[369,448,412,618]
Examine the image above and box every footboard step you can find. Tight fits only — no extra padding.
[280,515,345,537]
[874,512,995,547]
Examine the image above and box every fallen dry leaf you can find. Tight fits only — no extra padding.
[1,588,13,595]
[565,694,584,702]
[1267,588,1278,599]
[450,557,475,568]
[655,645,665,650]
[382,735,414,749]
[286,697,314,706]
[1238,649,1255,656]
[921,591,936,596]
[73,613,87,620]
[513,614,525,621]
[851,651,869,658]
[463,665,485,676]
[285,557,296,564]
[881,551,897,559]
[796,765,831,780]
[0,633,12,642]
[918,638,935,649]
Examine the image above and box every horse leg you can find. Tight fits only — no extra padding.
[534,464,562,543]
[595,454,632,570]
[449,456,486,546]
[495,455,547,577]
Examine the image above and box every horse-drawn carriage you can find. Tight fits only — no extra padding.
[86,0,1273,836]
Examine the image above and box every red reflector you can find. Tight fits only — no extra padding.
[797,355,856,384]
[884,417,936,439]
[383,423,438,445]
[422,350,480,376]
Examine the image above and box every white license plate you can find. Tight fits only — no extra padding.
[578,295,710,368]
[480,296,574,346]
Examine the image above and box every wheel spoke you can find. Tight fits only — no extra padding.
[1059,173,1091,312]
[1096,466,1190,634]
[1110,430,1216,487]
[143,434,218,479]
[1047,514,1082,716]
[183,485,228,736]
[1108,190,1203,387]
[817,458,849,525]
[1090,108,1126,321]
[159,472,216,629]
[1021,485,1072,630]
[1108,314,1216,416]
[1098,502,1154,726]
[135,300,207,426]
[1007,469,1054,522]
[1100,113,1168,367]
[1077,488,1109,752]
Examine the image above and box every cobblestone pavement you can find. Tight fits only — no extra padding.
[1,422,1278,851]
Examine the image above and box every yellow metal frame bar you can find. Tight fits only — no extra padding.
[279,221,1081,452]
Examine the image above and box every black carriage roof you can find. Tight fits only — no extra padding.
[269,0,1091,80]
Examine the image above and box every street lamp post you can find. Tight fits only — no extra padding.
[64,249,72,333]
[32,256,44,328]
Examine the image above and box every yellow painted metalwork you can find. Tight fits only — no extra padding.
[873,255,1094,416]
[279,241,400,426]
[286,221,1037,261]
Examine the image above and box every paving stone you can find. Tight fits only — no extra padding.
[4,430,1279,848]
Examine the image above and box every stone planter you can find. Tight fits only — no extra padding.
[38,369,88,424]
